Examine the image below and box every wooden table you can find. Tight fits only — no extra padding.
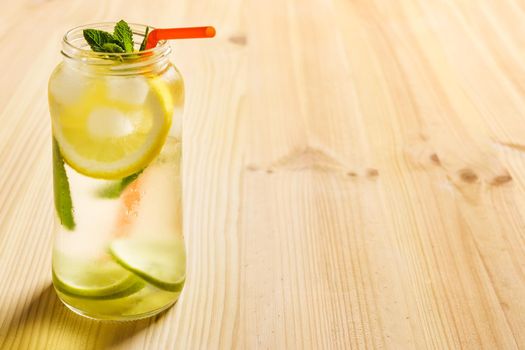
[1,0,524,349]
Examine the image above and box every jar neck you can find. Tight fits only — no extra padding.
[61,22,171,76]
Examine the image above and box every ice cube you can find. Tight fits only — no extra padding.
[88,107,135,138]
[54,168,120,258]
[49,64,90,105]
[107,76,150,105]
[129,150,183,239]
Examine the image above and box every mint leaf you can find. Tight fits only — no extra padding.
[114,20,134,52]
[83,29,118,52]
[140,26,150,51]
[102,43,125,53]
[53,138,75,230]
[96,171,143,199]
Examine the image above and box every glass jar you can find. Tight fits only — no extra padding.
[48,22,185,320]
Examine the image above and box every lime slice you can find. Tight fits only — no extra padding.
[50,76,174,180]
[57,283,178,319]
[53,252,145,299]
[109,237,186,292]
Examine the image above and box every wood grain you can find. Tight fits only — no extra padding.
[1,0,524,349]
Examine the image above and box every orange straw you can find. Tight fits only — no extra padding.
[146,26,216,49]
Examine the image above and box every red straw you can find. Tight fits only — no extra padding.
[146,26,216,49]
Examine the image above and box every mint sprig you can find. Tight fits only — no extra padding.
[83,20,144,54]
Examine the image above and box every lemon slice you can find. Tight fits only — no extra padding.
[51,76,174,179]
[109,237,186,292]
[53,252,145,299]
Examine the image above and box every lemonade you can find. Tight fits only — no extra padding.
[48,22,186,320]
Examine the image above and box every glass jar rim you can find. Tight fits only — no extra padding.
[61,22,171,74]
